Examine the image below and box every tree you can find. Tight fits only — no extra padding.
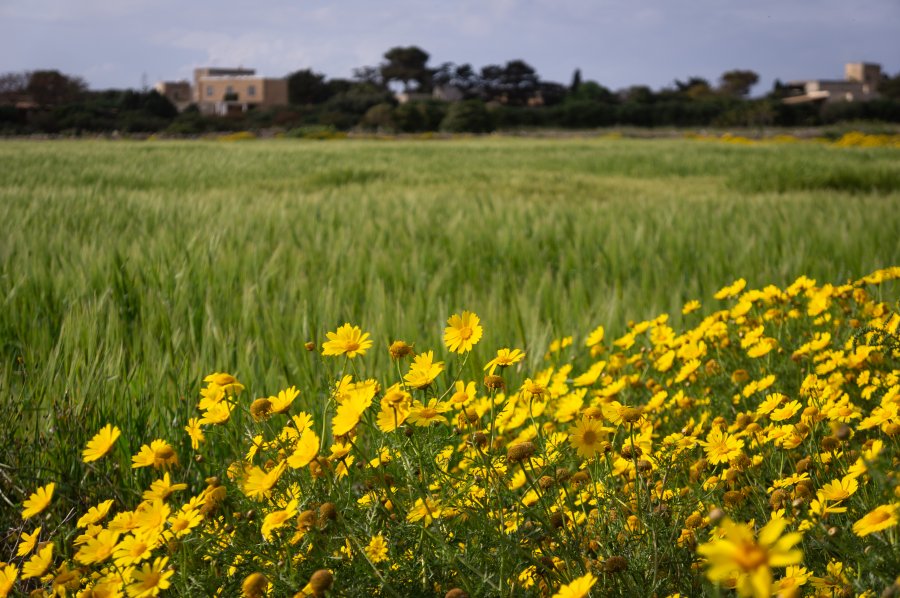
[568,81,617,104]
[620,85,656,104]
[352,66,384,88]
[499,60,539,105]
[440,100,494,133]
[287,69,331,105]
[433,63,480,98]
[26,70,87,106]
[380,46,432,92]
[672,76,714,100]
[0,72,29,101]
[479,60,540,105]
[878,72,900,100]
[718,70,760,98]
[570,69,582,93]
[361,103,395,131]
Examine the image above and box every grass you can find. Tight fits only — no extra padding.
[0,136,898,511]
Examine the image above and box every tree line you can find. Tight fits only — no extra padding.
[2,47,900,135]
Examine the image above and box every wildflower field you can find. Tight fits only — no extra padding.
[1,136,900,597]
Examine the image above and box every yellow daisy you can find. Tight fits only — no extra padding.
[444,310,483,353]
[82,424,121,463]
[22,483,54,520]
[322,323,373,358]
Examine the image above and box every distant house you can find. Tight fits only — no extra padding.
[394,86,465,104]
[154,81,192,112]
[432,85,464,102]
[783,62,881,105]
[156,67,288,115]
[193,67,288,115]
[394,91,432,105]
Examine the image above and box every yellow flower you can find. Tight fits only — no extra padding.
[406,399,451,427]
[126,556,174,597]
[75,529,119,565]
[585,325,605,347]
[699,427,744,465]
[406,497,442,526]
[552,573,596,598]
[199,400,235,425]
[166,506,204,539]
[568,418,608,459]
[483,347,525,375]
[697,518,802,598]
[242,572,269,598]
[817,476,858,502]
[16,527,41,557]
[772,565,809,595]
[747,338,777,358]
[203,372,244,395]
[287,430,320,469]
[364,534,388,564]
[322,323,373,358]
[444,310,483,353]
[134,499,171,536]
[131,440,178,469]
[184,417,204,450]
[332,389,373,437]
[77,499,115,528]
[113,532,157,567]
[270,386,299,414]
[521,378,549,400]
[675,358,701,383]
[21,542,53,580]
[262,498,299,540]
[142,472,188,501]
[404,350,444,389]
[654,350,676,372]
[0,564,17,597]
[756,393,784,416]
[770,400,802,422]
[852,503,899,537]
[449,380,477,406]
[242,462,287,499]
[376,403,410,433]
[682,300,701,314]
[82,424,121,462]
[198,383,226,410]
[714,278,747,300]
[388,340,414,359]
[22,482,54,520]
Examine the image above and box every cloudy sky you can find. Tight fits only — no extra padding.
[2,0,898,95]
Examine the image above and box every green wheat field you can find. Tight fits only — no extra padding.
[1,136,900,597]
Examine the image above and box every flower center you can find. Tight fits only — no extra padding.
[870,511,890,524]
[581,430,597,445]
[421,408,438,419]
[451,391,469,404]
[458,326,473,340]
[345,341,360,352]
[735,544,768,571]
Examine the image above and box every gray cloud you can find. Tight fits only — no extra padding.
[1,0,897,93]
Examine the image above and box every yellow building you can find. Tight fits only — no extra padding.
[784,62,881,105]
[192,67,288,115]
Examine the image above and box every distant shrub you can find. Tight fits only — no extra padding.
[218,131,257,142]
[285,125,347,140]
[440,100,494,133]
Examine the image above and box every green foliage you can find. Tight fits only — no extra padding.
[0,138,897,495]
[440,100,495,133]
[287,68,332,105]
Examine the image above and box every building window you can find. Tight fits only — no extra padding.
[226,85,233,95]
[206,86,213,97]
[248,85,256,97]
